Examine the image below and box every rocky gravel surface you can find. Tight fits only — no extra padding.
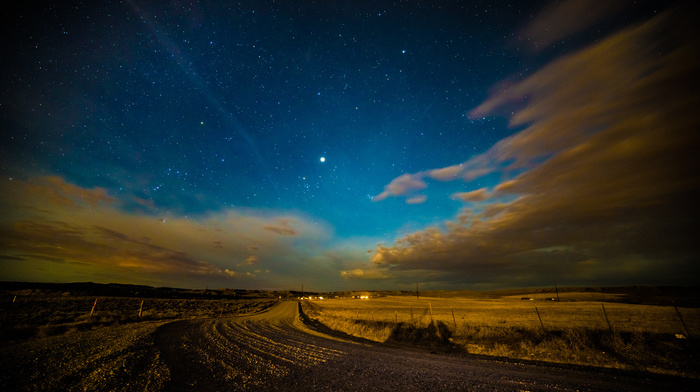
[2,301,698,391]
[0,321,170,391]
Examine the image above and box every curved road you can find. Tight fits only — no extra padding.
[153,301,696,392]
[2,301,698,391]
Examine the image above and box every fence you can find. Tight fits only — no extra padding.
[312,297,699,337]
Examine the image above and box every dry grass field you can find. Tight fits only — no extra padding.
[302,292,700,377]
[0,294,278,342]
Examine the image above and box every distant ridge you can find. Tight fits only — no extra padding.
[2,282,698,307]
[0,281,295,300]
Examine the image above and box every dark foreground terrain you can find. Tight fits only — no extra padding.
[1,301,699,391]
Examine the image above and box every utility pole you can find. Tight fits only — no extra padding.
[416,282,419,300]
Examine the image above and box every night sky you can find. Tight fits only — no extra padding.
[2,0,699,291]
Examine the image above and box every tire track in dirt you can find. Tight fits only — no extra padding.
[154,301,346,391]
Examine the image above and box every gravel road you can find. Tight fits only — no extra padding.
[2,301,698,391]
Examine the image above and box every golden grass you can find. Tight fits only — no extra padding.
[302,294,700,377]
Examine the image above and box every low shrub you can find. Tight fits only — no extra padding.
[388,321,452,345]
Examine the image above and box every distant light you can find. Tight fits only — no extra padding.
[320,157,326,162]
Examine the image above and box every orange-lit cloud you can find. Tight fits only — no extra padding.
[428,165,463,181]
[225,269,256,278]
[373,173,427,202]
[31,176,115,207]
[361,6,700,287]
[263,219,298,236]
[0,176,336,288]
[406,195,428,204]
[239,255,258,266]
[451,188,490,202]
[340,268,391,280]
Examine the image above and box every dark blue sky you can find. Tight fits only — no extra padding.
[2,1,697,291]
[3,1,525,228]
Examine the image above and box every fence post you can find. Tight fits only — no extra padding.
[451,306,457,329]
[535,306,544,329]
[395,310,398,324]
[429,303,433,322]
[674,304,691,337]
[89,298,98,320]
[602,303,613,334]
[410,306,413,324]
[139,300,144,318]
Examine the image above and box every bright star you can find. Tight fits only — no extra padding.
[320,157,326,162]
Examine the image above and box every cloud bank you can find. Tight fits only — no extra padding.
[0,176,343,289]
[361,4,700,288]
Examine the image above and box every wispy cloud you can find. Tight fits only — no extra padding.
[263,219,298,236]
[239,255,258,266]
[520,0,635,51]
[428,165,463,181]
[341,268,391,280]
[358,6,700,288]
[451,188,490,202]
[373,173,428,202]
[406,195,428,205]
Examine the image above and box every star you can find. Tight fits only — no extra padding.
[320,157,326,163]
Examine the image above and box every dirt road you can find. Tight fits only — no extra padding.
[2,301,698,391]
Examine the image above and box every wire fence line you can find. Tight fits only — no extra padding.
[315,300,699,336]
